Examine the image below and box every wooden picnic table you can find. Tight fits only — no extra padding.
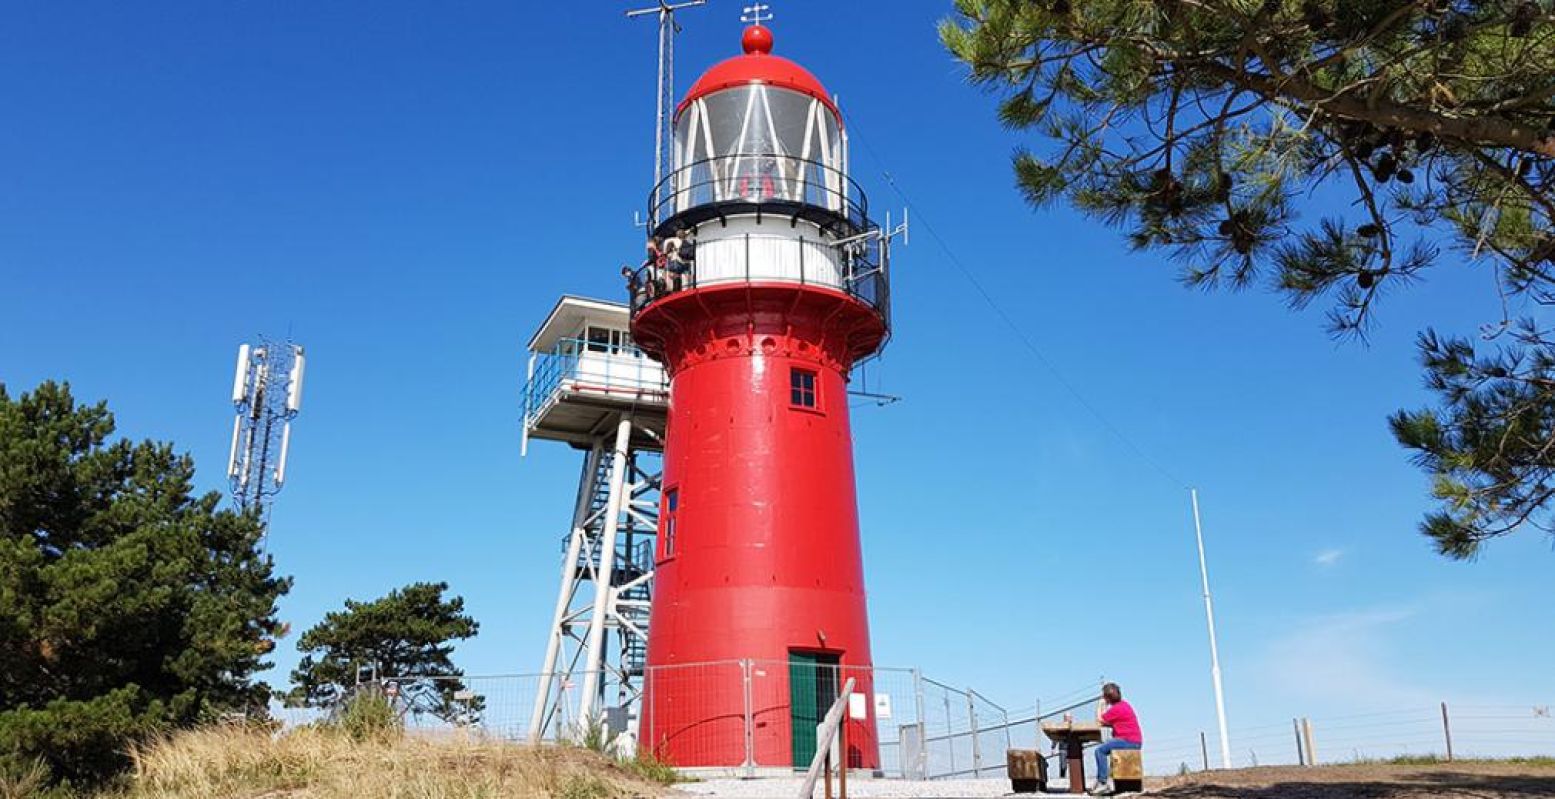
[1040,720,1105,794]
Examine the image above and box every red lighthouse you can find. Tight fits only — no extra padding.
[631,20,893,771]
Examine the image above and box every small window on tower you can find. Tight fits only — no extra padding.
[661,488,679,560]
[790,368,818,409]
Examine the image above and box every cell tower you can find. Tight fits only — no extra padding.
[226,339,306,521]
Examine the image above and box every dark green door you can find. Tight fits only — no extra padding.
[789,651,841,767]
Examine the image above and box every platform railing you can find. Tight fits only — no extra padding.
[522,337,669,432]
[649,153,871,233]
[626,231,891,333]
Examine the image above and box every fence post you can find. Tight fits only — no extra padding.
[912,669,927,779]
[1293,718,1305,766]
[943,692,956,776]
[1200,731,1209,771]
[1301,718,1317,766]
[1441,702,1454,762]
[967,689,982,778]
[743,660,755,776]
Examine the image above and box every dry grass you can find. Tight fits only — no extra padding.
[104,725,666,799]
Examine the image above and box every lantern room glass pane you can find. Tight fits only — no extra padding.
[675,85,843,172]
[668,85,849,220]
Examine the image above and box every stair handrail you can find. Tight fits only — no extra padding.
[797,676,857,799]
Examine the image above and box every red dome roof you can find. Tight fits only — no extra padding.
[676,25,841,123]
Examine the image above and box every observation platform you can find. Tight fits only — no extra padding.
[522,296,668,453]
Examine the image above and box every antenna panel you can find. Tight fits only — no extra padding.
[231,344,251,403]
[226,415,243,477]
[275,422,292,486]
[286,348,306,412]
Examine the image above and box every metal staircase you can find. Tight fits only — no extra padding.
[529,419,661,742]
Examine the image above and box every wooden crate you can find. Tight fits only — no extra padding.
[1006,749,1045,793]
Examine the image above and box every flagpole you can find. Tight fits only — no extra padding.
[1191,488,1232,768]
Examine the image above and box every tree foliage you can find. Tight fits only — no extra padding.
[0,381,290,786]
[290,582,478,714]
[942,0,1555,557]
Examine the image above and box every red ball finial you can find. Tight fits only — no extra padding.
[742,24,773,55]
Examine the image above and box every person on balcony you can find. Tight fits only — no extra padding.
[644,237,666,297]
[1090,682,1143,795]
[622,266,647,308]
[663,228,697,292]
[677,227,697,269]
[661,231,684,293]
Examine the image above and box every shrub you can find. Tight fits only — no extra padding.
[331,693,400,743]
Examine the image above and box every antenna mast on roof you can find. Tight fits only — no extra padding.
[626,1,708,190]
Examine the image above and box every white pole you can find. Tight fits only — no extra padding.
[527,442,606,742]
[1191,488,1232,769]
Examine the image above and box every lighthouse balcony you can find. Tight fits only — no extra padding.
[629,220,891,330]
[649,154,870,237]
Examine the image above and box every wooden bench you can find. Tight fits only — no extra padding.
[1109,749,1143,793]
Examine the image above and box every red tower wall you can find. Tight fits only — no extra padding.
[634,283,886,769]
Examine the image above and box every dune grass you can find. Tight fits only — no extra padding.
[96,724,667,799]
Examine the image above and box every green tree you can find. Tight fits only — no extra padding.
[291,582,479,715]
[0,381,290,786]
[941,0,1555,557]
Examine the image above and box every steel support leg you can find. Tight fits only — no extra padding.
[527,441,606,742]
[577,416,635,726]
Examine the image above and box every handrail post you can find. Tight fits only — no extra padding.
[839,710,848,799]
[797,677,857,799]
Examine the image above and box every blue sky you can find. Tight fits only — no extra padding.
[2,0,1551,762]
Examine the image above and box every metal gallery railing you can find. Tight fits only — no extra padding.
[649,153,871,233]
[626,231,891,334]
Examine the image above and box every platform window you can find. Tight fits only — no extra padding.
[583,327,637,356]
[661,488,679,560]
[585,326,612,353]
[790,368,818,409]
[610,329,637,356]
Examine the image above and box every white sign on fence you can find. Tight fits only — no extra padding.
[849,692,868,720]
[875,693,893,720]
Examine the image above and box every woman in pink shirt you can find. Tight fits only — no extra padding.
[1092,682,1142,795]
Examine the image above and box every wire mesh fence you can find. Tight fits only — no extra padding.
[1145,702,1555,776]
[278,672,1554,781]
[278,661,1076,779]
